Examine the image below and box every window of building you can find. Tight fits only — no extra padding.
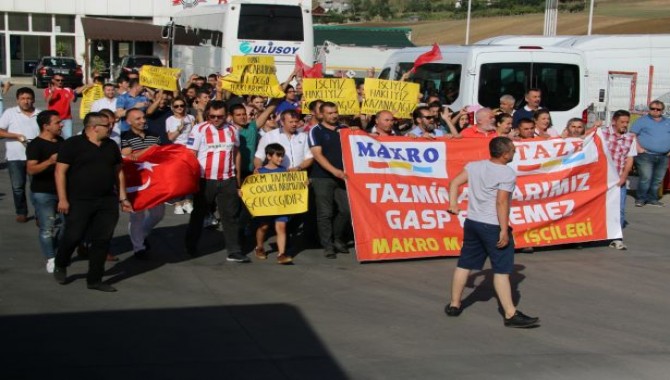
[56,36,75,57]
[8,12,29,31]
[55,15,74,33]
[0,13,5,30]
[32,14,52,32]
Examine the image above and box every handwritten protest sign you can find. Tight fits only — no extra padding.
[220,56,285,98]
[139,65,181,92]
[79,84,103,119]
[361,78,420,119]
[301,78,360,115]
[240,171,308,217]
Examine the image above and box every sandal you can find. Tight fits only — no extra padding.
[254,246,267,260]
[277,254,293,265]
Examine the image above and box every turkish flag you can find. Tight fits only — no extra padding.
[123,145,201,211]
[295,56,323,78]
[411,43,442,73]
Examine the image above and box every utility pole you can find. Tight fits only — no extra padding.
[543,0,558,36]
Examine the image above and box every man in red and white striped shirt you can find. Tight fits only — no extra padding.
[184,100,249,262]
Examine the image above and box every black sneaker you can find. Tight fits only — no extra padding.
[634,200,645,207]
[324,249,337,259]
[333,241,350,254]
[504,311,539,328]
[445,304,462,317]
[648,200,665,207]
[87,283,117,292]
[53,266,67,284]
[226,252,251,263]
[134,249,150,260]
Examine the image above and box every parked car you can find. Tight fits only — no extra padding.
[33,57,83,89]
[112,55,163,80]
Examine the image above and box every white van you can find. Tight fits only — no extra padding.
[478,34,670,122]
[379,35,670,129]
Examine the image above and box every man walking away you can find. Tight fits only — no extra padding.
[445,137,539,328]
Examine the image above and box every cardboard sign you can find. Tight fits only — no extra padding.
[241,171,308,217]
[220,56,285,98]
[139,65,181,91]
[361,78,420,119]
[79,84,104,119]
[301,78,360,115]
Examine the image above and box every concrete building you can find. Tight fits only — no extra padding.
[0,0,197,80]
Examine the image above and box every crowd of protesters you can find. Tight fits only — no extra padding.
[1,63,669,295]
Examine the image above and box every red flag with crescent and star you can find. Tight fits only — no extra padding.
[123,145,201,211]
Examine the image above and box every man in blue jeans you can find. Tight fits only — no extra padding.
[26,110,64,273]
[0,87,41,223]
[630,100,670,207]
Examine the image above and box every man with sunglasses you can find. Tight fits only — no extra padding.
[44,74,90,139]
[185,100,249,263]
[53,112,133,292]
[408,106,446,138]
[630,100,670,207]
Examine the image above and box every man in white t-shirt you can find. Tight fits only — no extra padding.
[445,136,539,328]
[90,83,117,113]
[0,87,41,222]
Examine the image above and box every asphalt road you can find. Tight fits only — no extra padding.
[1,85,670,379]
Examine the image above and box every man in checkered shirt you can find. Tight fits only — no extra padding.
[601,110,637,250]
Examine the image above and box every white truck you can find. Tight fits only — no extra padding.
[379,34,670,129]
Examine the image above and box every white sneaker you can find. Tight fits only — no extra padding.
[183,202,194,214]
[609,240,627,250]
[174,204,185,215]
[46,258,55,273]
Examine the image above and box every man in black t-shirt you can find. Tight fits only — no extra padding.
[121,109,164,260]
[307,102,352,259]
[26,110,64,274]
[53,112,133,292]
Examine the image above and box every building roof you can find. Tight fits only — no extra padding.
[81,17,164,42]
[314,25,414,48]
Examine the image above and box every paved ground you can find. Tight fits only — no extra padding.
[1,86,670,379]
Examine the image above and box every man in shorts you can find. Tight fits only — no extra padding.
[445,136,539,328]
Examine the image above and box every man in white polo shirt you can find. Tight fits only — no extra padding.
[0,87,41,222]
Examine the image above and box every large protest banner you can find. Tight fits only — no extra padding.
[241,171,308,217]
[139,66,181,91]
[220,56,285,98]
[341,129,621,262]
[79,84,103,119]
[360,78,420,119]
[301,78,360,115]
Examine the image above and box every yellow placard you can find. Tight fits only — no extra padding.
[361,78,420,119]
[240,171,308,217]
[220,56,285,98]
[79,84,104,119]
[139,65,181,91]
[301,78,360,116]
